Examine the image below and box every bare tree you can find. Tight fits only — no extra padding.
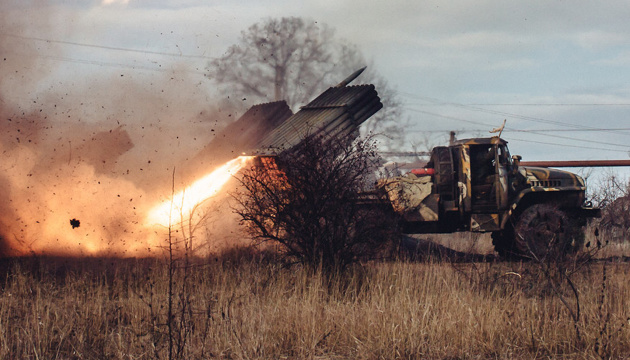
[232,135,399,272]
[590,171,630,243]
[208,17,404,150]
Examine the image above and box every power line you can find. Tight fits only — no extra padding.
[406,128,630,133]
[509,128,630,132]
[467,103,630,106]
[406,108,496,128]
[404,102,630,106]
[409,107,629,149]
[10,51,208,75]
[400,92,630,137]
[0,33,213,60]
[518,128,628,149]
[507,137,630,154]
[405,108,630,152]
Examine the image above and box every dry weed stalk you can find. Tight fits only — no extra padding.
[1,240,630,358]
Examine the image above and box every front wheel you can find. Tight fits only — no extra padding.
[513,204,584,261]
[492,227,518,259]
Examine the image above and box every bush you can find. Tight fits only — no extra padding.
[233,135,398,272]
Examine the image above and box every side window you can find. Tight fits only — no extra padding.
[497,145,509,166]
[471,145,495,184]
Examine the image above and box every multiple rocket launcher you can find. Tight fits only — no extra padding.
[192,67,382,167]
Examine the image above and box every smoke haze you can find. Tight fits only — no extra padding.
[0,2,239,256]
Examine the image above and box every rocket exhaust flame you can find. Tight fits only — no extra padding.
[147,156,253,227]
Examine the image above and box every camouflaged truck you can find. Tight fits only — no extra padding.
[377,136,600,258]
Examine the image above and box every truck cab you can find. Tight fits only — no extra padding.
[428,137,514,233]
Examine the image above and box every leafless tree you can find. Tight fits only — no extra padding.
[590,171,630,243]
[232,135,399,272]
[208,17,405,150]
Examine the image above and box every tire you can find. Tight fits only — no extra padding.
[492,227,519,259]
[513,204,583,261]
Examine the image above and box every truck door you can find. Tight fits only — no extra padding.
[470,144,496,210]
[495,144,510,210]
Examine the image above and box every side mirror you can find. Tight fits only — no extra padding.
[511,155,522,173]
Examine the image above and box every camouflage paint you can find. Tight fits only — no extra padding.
[524,166,585,188]
[498,166,587,230]
[470,213,501,231]
[458,145,472,212]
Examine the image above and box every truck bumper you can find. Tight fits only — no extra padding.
[576,207,601,219]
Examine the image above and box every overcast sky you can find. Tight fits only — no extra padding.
[3,0,630,181]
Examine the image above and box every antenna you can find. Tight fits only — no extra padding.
[490,119,507,138]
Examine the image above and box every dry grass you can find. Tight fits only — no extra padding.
[418,232,496,256]
[1,249,629,359]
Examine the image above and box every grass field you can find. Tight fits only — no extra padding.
[1,245,629,359]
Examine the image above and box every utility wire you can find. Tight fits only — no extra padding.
[0,33,213,60]
[400,92,630,137]
[466,103,630,106]
[384,137,630,156]
[507,137,630,153]
[404,102,630,106]
[406,108,496,128]
[406,128,630,133]
[9,51,208,75]
[406,108,629,153]
[508,128,630,132]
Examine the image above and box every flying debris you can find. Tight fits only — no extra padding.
[70,218,80,229]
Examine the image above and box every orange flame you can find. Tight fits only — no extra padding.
[147,156,253,227]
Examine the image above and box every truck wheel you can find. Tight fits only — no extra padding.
[492,228,519,259]
[513,204,582,261]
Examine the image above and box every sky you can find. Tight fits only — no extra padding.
[3,0,630,180]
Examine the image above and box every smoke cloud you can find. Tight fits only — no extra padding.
[0,2,238,256]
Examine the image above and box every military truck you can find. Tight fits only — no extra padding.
[376,136,600,259]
